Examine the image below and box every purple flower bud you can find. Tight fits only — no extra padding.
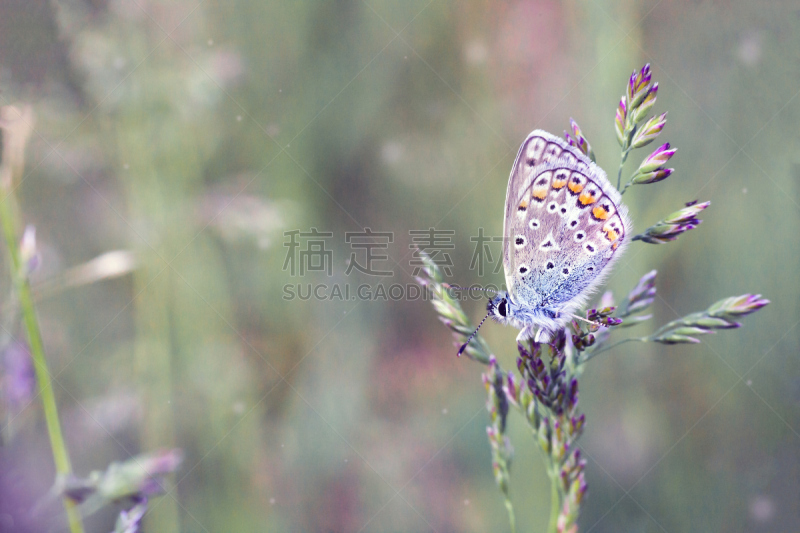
[655,334,702,344]
[636,142,676,175]
[615,96,627,146]
[630,112,667,149]
[507,373,517,400]
[3,342,35,409]
[564,131,576,147]
[587,307,616,323]
[627,297,654,314]
[20,225,40,276]
[633,203,708,244]
[627,63,653,110]
[626,270,657,313]
[638,63,652,86]
[569,118,595,162]
[652,293,766,347]
[626,71,637,102]
[694,317,740,329]
[572,449,582,467]
[144,448,183,476]
[627,71,639,106]
[632,82,659,123]
[576,333,595,350]
[576,476,588,504]
[114,498,148,533]
[708,294,770,318]
[633,221,700,244]
[81,449,185,503]
[664,201,710,224]
[569,379,580,408]
[671,326,714,336]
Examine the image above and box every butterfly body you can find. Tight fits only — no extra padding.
[489,130,632,342]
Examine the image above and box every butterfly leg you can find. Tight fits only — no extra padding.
[516,326,535,344]
[535,328,556,343]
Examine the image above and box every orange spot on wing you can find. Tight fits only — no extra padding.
[603,224,619,242]
[532,189,547,200]
[518,200,529,209]
[578,191,597,205]
[592,205,610,220]
[552,173,568,189]
[568,181,584,194]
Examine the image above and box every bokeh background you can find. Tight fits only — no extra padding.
[0,0,798,531]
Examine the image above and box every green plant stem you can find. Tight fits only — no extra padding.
[617,148,630,192]
[0,192,85,533]
[548,471,560,533]
[504,496,517,533]
[582,336,645,362]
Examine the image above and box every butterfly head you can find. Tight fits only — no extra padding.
[486,291,563,341]
[487,292,516,325]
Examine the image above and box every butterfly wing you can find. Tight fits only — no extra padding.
[502,131,589,296]
[503,130,632,316]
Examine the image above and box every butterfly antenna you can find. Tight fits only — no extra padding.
[566,312,604,328]
[442,283,499,296]
[457,311,491,357]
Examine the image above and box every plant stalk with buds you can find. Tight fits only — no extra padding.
[0,106,86,533]
[419,63,769,533]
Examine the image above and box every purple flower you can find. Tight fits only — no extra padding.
[569,118,595,161]
[627,63,653,109]
[632,82,659,123]
[624,270,657,315]
[113,498,148,533]
[652,292,767,345]
[96,448,184,500]
[19,225,40,276]
[635,142,676,175]
[631,112,668,149]
[708,294,770,319]
[664,200,710,224]
[633,201,710,244]
[615,96,627,146]
[3,342,35,409]
[631,167,673,185]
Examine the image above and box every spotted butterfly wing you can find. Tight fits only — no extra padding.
[502,130,632,321]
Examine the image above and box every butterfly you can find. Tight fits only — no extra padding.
[483,130,632,344]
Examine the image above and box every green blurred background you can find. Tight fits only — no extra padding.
[0,0,797,531]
